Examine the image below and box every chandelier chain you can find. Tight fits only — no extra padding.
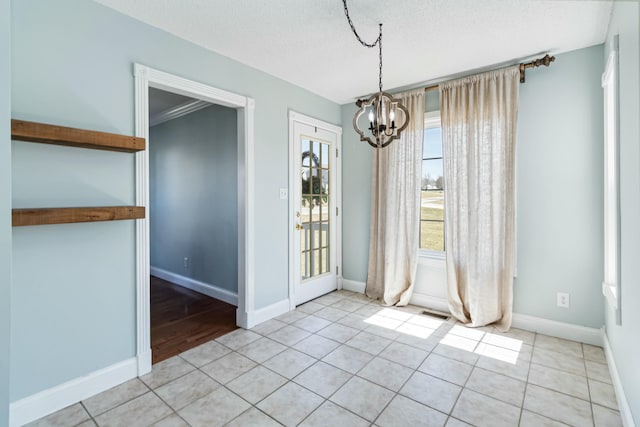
[378,28,383,93]
[342,0,384,92]
[341,0,379,48]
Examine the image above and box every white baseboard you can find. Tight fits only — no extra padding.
[248,299,290,329]
[410,293,450,313]
[342,279,366,294]
[603,332,636,427]
[9,357,137,427]
[510,313,603,346]
[137,349,152,377]
[409,293,603,346]
[151,266,238,306]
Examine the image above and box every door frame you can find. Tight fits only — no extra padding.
[134,64,255,375]
[288,111,343,310]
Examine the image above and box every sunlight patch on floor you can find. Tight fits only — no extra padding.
[362,306,524,365]
[482,332,523,352]
[474,342,520,364]
[439,327,524,365]
[364,313,403,329]
[395,322,437,339]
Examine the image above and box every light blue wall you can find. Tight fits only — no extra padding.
[0,0,11,423]
[10,0,340,401]
[513,44,604,328]
[341,104,372,282]
[11,223,136,401]
[150,105,238,293]
[603,1,640,423]
[341,45,605,328]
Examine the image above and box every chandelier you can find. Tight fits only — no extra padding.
[342,0,410,149]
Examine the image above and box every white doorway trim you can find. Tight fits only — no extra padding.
[288,111,343,311]
[134,64,255,375]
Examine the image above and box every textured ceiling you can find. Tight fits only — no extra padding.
[94,0,613,104]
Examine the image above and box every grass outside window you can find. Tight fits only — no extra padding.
[420,190,444,252]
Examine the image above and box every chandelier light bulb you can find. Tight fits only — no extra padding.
[368,110,374,122]
[389,109,395,121]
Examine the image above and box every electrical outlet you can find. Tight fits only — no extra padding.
[279,188,288,200]
[557,292,570,308]
[183,257,189,268]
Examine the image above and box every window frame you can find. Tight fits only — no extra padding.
[419,110,446,260]
[601,37,621,324]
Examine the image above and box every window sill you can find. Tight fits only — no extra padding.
[418,249,445,263]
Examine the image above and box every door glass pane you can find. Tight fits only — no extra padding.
[321,144,329,168]
[301,249,309,279]
[324,247,330,273]
[300,137,331,280]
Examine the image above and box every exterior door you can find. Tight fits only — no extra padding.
[290,116,340,306]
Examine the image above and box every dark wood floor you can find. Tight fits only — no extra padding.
[150,276,238,364]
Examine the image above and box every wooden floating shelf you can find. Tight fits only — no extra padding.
[12,206,146,227]
[11,119,145,153]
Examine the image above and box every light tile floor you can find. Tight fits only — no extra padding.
[28,290,622,427]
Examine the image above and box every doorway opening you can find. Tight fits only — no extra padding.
[147,87,239,363]
[134,64,255,375]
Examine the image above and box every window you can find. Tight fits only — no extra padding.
[420,111,444,253]
[602,38,621,323]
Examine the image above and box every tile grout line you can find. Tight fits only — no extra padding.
[523,333,609,426]
[147,378,185,424]
[517,331,538,426]
[583,342,597,427]
[250,299,430,425]
[81,374,156,424]
[442,328,484,425]
[357,345,417,426]
[220,322,336,426]
[78,401,98,427]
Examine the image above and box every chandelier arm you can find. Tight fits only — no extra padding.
[342,0,381,48]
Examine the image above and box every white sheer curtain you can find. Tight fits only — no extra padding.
[366,89,424,306]
[440,66,519,331]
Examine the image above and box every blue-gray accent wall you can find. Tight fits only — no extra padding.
[10,0,340,401]
[603,1,640,423]
[150,105,239,294]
